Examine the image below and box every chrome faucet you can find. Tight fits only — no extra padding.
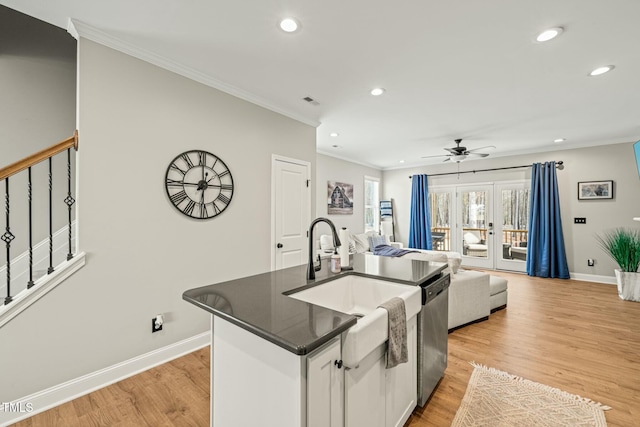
[307,217,342,280]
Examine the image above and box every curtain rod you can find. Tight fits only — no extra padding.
[408,160,563,179]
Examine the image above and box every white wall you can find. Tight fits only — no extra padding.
[383,142,640,278]
[315,153,382,237]
[0,38,316,400]
[0,6,76,258]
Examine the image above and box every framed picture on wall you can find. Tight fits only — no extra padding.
[328,181,354,214]
[577,180,614,200]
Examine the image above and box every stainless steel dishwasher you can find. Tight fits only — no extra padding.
[417,272,450,407]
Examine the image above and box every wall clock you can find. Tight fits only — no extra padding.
[165,150,234,219]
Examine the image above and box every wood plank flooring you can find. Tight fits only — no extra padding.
[13,272,640,426]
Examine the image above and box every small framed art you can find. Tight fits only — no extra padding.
[577,180,613,200]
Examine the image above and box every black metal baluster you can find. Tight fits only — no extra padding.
[27,167,34,289]
[2,178,15,305]
[48,157,54,274]
[65,148,75,261]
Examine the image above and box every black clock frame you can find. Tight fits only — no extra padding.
[165,150,234,219]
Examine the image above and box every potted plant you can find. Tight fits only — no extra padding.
[596,228,640,301]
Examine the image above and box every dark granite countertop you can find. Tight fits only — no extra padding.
[183,253,446,355]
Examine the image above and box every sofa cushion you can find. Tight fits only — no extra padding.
[489,275,509,296]
[463,232,481,244]
[401,251,453,275]
[466,243,487,251]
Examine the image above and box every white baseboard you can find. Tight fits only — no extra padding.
[570,272,616,285]
[0,331,211,426]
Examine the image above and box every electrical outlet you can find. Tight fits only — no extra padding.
[587,259,595,267]
[152,315,163,333]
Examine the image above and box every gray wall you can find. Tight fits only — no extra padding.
[315,153,382,237]
[382,142,640,278]
[0,5,77,259]
[0,38,316,400]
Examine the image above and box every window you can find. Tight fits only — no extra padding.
[364,176,380,232]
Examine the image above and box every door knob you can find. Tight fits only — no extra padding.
[277,243,283,248]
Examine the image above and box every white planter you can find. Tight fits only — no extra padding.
[614,269,640,302]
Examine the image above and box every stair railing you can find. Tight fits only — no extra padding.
[0,130,78,305]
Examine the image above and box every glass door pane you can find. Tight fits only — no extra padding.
[495,183,530,272]
[429,192,452,251]
[459,186,493,269]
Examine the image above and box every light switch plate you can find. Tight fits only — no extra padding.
[574,217,586,224]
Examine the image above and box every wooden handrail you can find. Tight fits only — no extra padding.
[0,130,78,181]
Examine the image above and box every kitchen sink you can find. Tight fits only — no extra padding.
[288,275,421,367]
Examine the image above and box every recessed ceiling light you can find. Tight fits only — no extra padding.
[536,27,563,42]
[279,18,299,33]
[399,160,405,164]
[589,65,615,76]
[370,88,385,96]
[330,132,339,137]
[554,138,566,143]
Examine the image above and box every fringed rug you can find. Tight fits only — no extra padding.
[452,363,611,427]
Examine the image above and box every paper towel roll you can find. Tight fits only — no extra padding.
[339,227,350,267]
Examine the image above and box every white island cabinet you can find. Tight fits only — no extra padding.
[344,316,417,427]
[212,315,344,427]
[307,338,344,427]
[211,314,417,427]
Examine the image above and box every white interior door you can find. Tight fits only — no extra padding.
[494,181,530,272]
[272,156,311,270]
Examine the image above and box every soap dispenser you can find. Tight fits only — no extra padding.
[330,249,341,273]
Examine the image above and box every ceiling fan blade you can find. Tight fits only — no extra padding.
[467,152,490,158]
[444,147,459,155]
[421,154,450,159]
[466,145,496,153]
[442,157,451,162]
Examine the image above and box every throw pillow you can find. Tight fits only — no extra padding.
[348,239,357,254]
[319,234,334,251]
[352,233,370,253]
[368,235,387,251]
[446,253,462,274]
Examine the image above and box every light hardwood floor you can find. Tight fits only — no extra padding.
[14,272,640,427]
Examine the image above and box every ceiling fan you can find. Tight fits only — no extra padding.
[422,139,495,163]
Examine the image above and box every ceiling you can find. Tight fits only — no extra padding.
[3,0,639,169]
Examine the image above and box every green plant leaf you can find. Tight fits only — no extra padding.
[595,228,640,272]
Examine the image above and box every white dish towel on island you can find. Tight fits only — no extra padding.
[378,297,408,368]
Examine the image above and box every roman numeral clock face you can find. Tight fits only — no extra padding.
[165,150,234,219]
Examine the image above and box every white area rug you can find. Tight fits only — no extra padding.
[452,362,611,427]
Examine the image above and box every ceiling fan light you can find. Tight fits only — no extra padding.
[454,155,468,163]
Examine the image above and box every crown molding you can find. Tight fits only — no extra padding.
[316,149,382,170]
[66,19,320,128]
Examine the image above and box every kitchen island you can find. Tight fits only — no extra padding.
[183,253,446,427]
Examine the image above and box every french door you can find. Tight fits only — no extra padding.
[494,182,530,272]
[429,181,529,272]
